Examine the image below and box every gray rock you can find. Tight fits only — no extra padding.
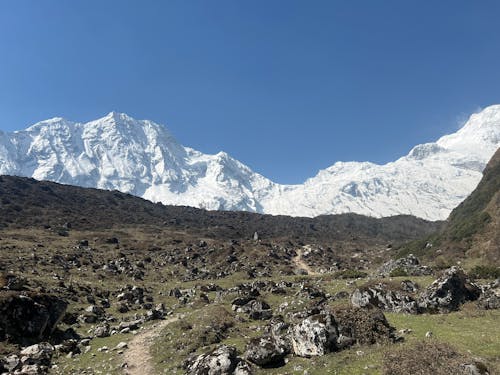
[234,300,272,320]
[418,267,481,312]
[377,254,432,276]
[289,313,338,357]
[477,280,500,310]
[244,335,287,367]
[93,323,110,338]
[460,361,490,375]
[20,342,54,366]
[3,354,20,372]
[351,284,419,314]
[15,364,45,374]
[0,293,67,344]
[184,345,252,375]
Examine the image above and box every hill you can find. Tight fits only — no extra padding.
[0,175,440,244]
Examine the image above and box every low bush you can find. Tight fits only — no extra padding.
[389,267,408,277]
[383,340,486,375]
[469,265,500,279]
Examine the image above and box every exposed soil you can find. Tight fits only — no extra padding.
[124,316,180,375]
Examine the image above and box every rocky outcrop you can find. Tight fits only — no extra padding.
[418,267,481,312]
[0,292,67,344]
[1,342,56,374]
[377,254,432,276]
[184,345,252,375]
[244,335,287,367]
[351,283,419,314]
[477,279,500,310]
[232,299,272,320]
[289,313,338,357]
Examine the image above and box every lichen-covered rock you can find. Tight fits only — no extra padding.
[418,267,481,312]
[351,284,419,314]
[377,254,432,276]
[20,342,54,366]
[184,345,252,375]
[477,279,500,310]
[289,313,338,357]
[233,299,272,320]
[244,335,287,367]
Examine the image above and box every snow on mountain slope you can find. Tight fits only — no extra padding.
[0,106,499,221]
[260,105,500,219]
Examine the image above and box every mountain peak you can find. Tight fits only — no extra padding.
[0,108,499,221]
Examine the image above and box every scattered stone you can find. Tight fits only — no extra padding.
[93,323,110,338]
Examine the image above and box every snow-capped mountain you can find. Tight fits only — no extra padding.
[1,107,499,221]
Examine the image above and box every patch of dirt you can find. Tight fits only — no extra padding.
[293,248,319,276]
[124,316,180,375]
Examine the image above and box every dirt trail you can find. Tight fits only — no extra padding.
[292,248,319,276]
[123,315,179,375]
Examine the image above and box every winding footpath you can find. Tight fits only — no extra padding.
[123,316,179,375]
[292,248,319,276]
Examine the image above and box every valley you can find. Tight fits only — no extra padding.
[0,150,499,374]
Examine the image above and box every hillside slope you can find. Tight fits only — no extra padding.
[0,175,441,244]
[440,147,500,263]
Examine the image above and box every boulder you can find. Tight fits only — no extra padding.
[377,254,432,276]
[20,342,54,366]
[233,300,272,320]
[93,323,110,338]
[351,284,419,314]
[244,335,287,367]
[418,267,481,312]
[477,280,500,310]
[184,345,252,375]
[0,291,67,344]
[289,313,338,357]
[3,354,20,372]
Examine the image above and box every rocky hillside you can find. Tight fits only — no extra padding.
[0,175,440,244]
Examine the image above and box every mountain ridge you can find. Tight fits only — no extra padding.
[1,107,499,220]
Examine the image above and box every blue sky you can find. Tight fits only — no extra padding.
[1,1,500,183]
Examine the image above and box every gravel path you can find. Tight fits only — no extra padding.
[123,316,179,375]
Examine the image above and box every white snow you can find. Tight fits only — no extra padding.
[1,106,499,221]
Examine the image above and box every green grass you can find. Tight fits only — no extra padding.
[51,331,133,375]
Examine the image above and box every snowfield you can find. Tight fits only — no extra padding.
[1,106,499,221]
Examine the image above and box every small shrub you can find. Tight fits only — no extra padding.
[333,269,368,279]
[389,267,408,277]
[469,265,500,280]
[383,341,482,375]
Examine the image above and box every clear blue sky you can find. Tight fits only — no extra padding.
[1,1,500,183]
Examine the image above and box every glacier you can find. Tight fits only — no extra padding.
[0,106,499,221]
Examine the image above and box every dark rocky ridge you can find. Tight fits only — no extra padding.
[0,175,441,244]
